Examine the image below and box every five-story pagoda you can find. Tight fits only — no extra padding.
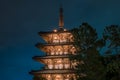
[30,7,77,80]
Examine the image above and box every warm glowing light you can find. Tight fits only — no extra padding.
[64,51,68,54]
[59,64,63,69]
[70,35,73,37]
[65,64,70,69]
[48,75,50,78]
[67,75,70,77]
[54,36,57,39]
[53,29,57,32]
[57,60,62,63]
[59,51,62,55]
[55,75,62,80]
[72,47,75,48]
[64,29,67,31]
[51,52,54,55]
[55,65,59,69]
[48,65,53,69]
[58,48,61,51]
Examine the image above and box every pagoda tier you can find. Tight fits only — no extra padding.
[30,70,76,80]
[33,55,77,69]
[36,43,77,56]
[33,55,70,62]
[38,30,74,44]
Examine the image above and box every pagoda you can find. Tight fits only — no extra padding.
[30,7,77,80]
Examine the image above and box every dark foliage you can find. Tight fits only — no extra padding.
[70,23,105,80]
[70,23,120,80]
[103,25,120,80]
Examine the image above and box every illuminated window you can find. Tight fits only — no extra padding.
[60,39,67,43]
[46,75,52,80]
[55,65,59,69]
[58,48,63,55]
[54,36,57,39]
[55,75,62,80]
[48,65,53,69]
[64,64,70,69]
[51,52,54,55]
[59,51,63,55]
[64,51,68,55]
[53,36,59,43]
[59,34,67,43]
[58,48,61,51]
[59,64,63,69]
[56,52,59,55]
[64,74,70,80]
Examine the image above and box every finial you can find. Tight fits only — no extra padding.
[59,5,64,28]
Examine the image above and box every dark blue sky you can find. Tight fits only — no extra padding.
[0,0,120,80]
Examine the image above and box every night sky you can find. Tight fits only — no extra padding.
[0,0,120,80]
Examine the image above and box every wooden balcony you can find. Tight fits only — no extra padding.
[30,69,76,75]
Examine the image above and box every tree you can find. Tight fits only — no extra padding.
[70,23,105,80]
[103,25,120,54]
[103,25,120,80]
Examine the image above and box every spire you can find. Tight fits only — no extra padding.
[59,6,64,28]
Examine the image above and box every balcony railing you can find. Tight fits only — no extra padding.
[30,69,76,74]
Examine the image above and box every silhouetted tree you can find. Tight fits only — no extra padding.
[70,23,105,80]
[103,25,120,54]
[103,25,120,80]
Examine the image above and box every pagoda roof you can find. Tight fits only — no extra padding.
[33,55,70,60]
[36,42,74,47]
[30,69,76,75]
[33,55,71,64]
[38,30,71,36]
